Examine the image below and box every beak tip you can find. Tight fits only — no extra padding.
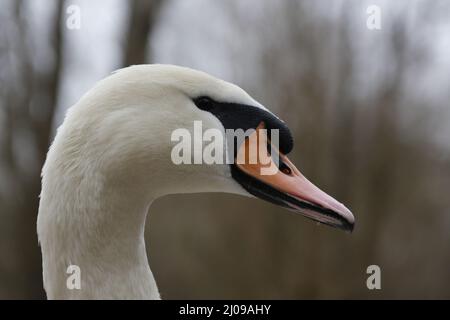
[346,220,355,233]
[342,209,355,233]
[342,206,355,233]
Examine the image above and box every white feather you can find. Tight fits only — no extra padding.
[37,64,261,299]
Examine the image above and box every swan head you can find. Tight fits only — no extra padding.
[56,64,354,231]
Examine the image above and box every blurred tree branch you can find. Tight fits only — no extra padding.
[0,0,64,299]
[123,0,162,66]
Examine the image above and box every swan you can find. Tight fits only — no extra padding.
[37,64,354,299]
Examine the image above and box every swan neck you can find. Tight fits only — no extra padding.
[38,165,160,299]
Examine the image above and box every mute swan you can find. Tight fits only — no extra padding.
[37,64,354,299]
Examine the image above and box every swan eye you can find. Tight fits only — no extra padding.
[194,96,214,111]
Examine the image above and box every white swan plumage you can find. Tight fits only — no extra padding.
[37,64,354,299]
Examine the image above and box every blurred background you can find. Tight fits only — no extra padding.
[1,0,450,299]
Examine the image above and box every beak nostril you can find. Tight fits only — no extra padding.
[280,163,292,175]
[266,140,292,176]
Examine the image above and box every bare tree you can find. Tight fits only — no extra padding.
[0,0,64,299]
[123,0,163,66]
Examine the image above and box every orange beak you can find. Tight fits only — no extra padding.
[234,122,354,232]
